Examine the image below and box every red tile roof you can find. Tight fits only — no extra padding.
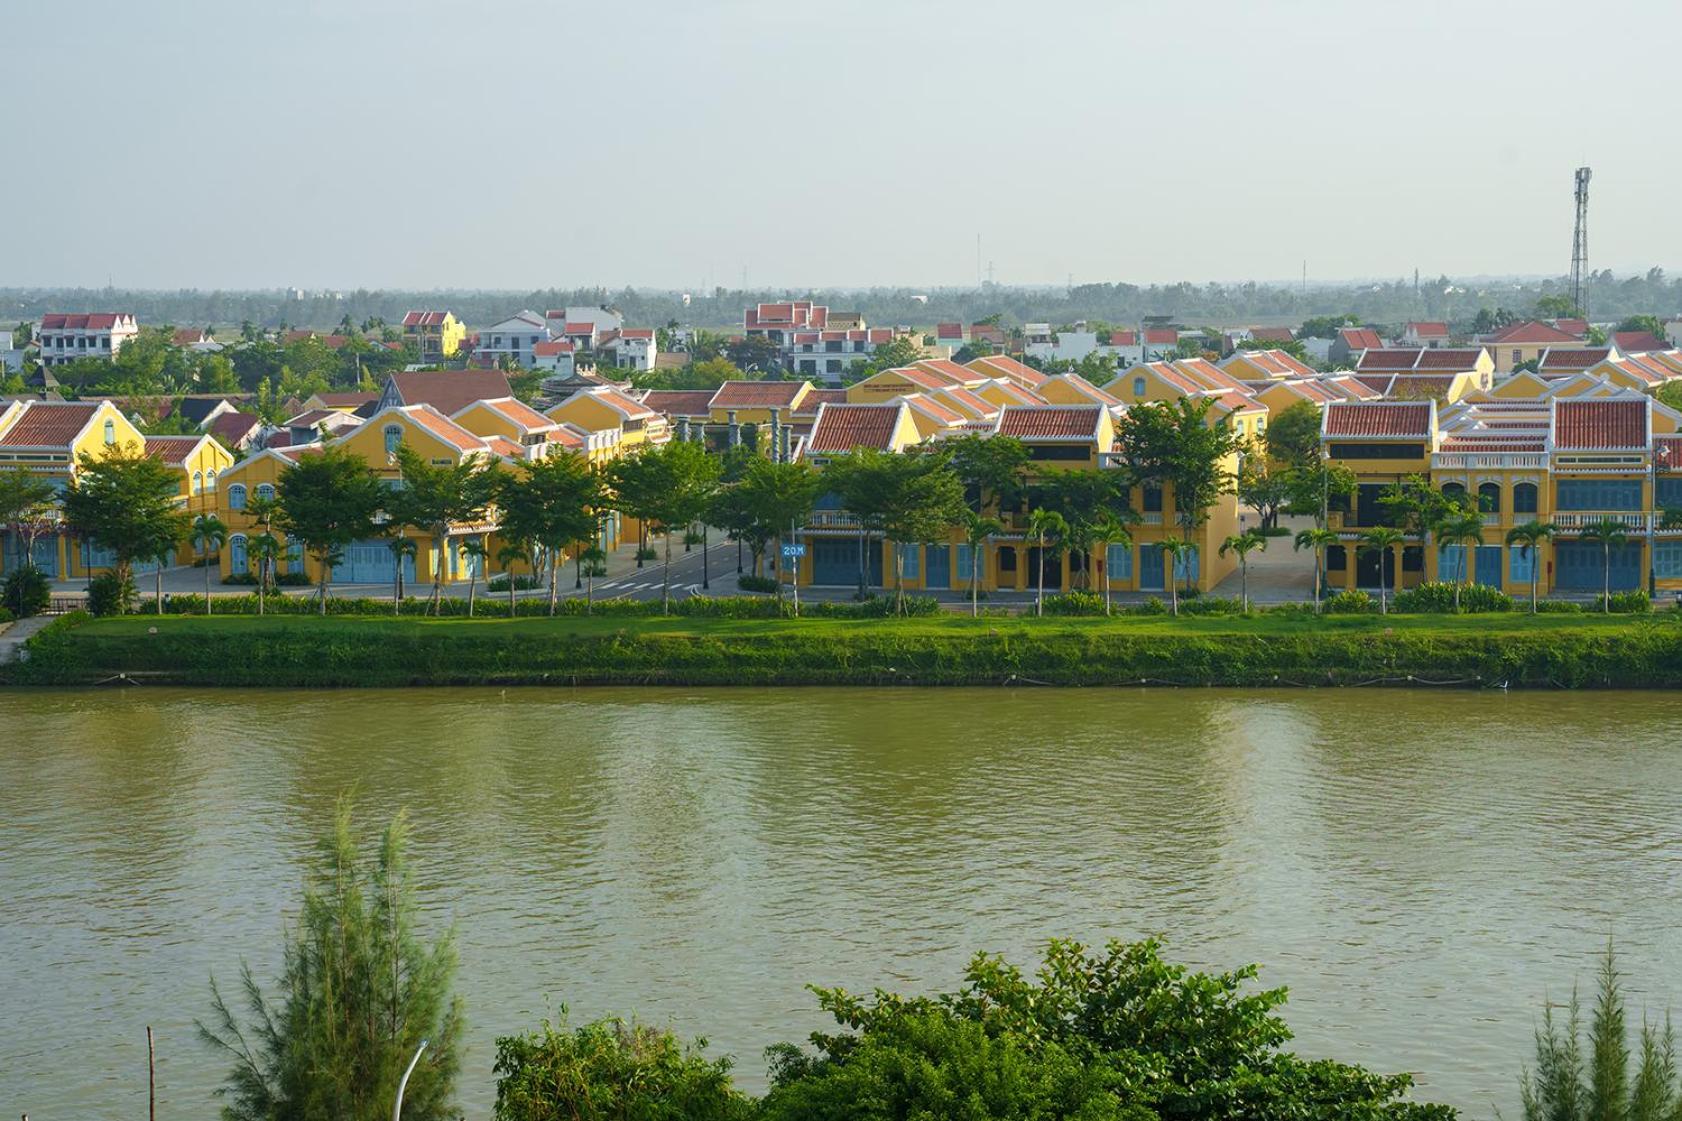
[1407,321,1449,338]
[967,354,1048,387]
[1553,399,1648,450]
[1323,402,1433,439]
[314,392,378,408]
[1230,349,1315,378]
[1550,318,1590,337]
[399,406,491,455]
[1381,375,1458,399]
[1338,327,1385,351]
[1144,328,1179,346]
[1248,327,1295,343]
[805,404,904,453]
[209,411,262,445]
[1107,330,1138,346]
[1613,331,1668,353]
[912,358,980,385]
[141,435,206,465]
[1538,347,1612,371]
[533,340,575,356]
[0,402,102,447]
[792,388,847,415]
[1412,348,1487,370]
[401,311,454,327]
[997,405,1102,440]
[40,313,133,331]
[388,371,512,415]
[1440,436,1545,453]
[709,381,808,409]
[618,328,655,340]
[935,322,963,339]
[640,390,717,416]
[1355,349,1424,372]
[1484,320,1581,345]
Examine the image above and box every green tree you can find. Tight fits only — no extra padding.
[1284,461,1358,527]
[497,454,605,615]
[1616,314,1666,341]
[198,798,463,1121]
[493,1019,750,1121]
[1436,512,1486,611]
[1114,398,1237,534]
[1158,536,1195,615]
[609,440,721,613]
[866,449,967,613]
[1219,529,1268,613]
[1293,526,1339,610]
[390,446,499,615]
[1025,508,1067,616]
[724,334,782,373]
[249,533,281,616]
[960,512,1003,617]
[460,536,487,617]
[192,514,228,614]
[61,445,189,602]
[496,542,528,617]
[1264,400,1324,467]
[1086,510,1132,616]
[1357,526,1404,614]
[1298,313,1361,339]
[946,432,1028,515]
[0,465,59,576]
[388,537,417,612]
[735,457,820,600]
[1505,521,1557,613]
[1237,451,1292,532]
[1577,518,1630,613]
[1534,293,1579,320]
[275,447,385,614]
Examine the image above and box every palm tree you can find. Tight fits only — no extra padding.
[1025,508,1067,617]
[1435,512,1485,611]
[961,512,1003,617]
[1219,529,1267,614]
[248,533,281,616]
[388,537,417,613]
[1505,520,1557,614]
[191,514,227,616]
[580,545,606,613]
[246,495,279,597]
[1087,511,1133,616]
[1578,517,1630,613]
[1158,537,1194,617]
[1356,526,1404,615]
[1293,527,1339,612]
[460,536,487,618]
[497,542,527,618]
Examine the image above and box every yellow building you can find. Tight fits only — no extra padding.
[143,434,238,563]
[1479,321,1583,373]
[545,386,669,450]
[401,310,466,361]
[1219,348,1318,381]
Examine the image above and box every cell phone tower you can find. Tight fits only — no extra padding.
[1571,167,1592,317]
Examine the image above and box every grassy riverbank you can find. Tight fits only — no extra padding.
[7,611,1682,688]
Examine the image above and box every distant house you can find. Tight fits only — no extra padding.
[1246,326,1296,345]
[378,370,513,415]
[545,306,624,337]
[1665,318,1682,348]
[601,327,657,371]
[934,322,967,351]
[0,331,26,372]
[532,339,578,377]
[1328,326,1385,368]
[401,311,466,362]
[1612,330,1669,354]
[1024,325,1099,365]
[1097,330,1144,368]
[37,313,140,367]
[1478,320,1585,373]
[177,396,241,430]
[1400,322,1450,348]
[209,411,264,452]
[477,310,549,368]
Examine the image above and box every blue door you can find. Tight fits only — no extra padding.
[1474,546,1503,588]
[338,539,414,584]
[1138,544,1165,590]
[924,544,951,589]
[5,533,59,577]
[811,536,880,587]
[1554,542,1640,591]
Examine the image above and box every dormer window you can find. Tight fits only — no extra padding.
[384,425,403,455]
[103,419,115,445]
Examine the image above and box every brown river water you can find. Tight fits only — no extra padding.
[4,686,1681,1119]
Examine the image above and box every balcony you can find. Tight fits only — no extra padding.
[1552,512,1652,531]
[1432,453,1548,470]
[806,510,862,529]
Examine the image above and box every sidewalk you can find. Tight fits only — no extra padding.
[0,615,54,662]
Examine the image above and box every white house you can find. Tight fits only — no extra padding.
[1666,318,1682,349]
[1025,328,1099,364]
[532,339,577,377]
[36,313,140,367]
[0,331,26,373]
[478,310,549,368]
[545,306,624,336]
[601,327,657,371]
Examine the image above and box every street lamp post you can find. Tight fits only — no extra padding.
[393,1040,428,1121]
[1651,446,1669,596]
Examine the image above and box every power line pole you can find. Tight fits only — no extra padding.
[1571,166,1592,318]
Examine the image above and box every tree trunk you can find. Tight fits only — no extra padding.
[1603,544,1611,613]
[1169,556,1179,617]
[467,574,476,618]
[1241,560,1248,613]
[431,532,446,616]
[857,528,867,598]
[970,554,979,617]
[508,571,517,618]
[1531,551,1538,614]
[548,550,559,616]
[204,545,212,615]
[1103,545,1112,615]
[317,555,328,616]
[662,531,673,614]
[1034,538,1044,617]
[893,544,904,615]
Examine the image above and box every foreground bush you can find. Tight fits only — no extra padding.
[1042,591,1106,616]
[1325,589,1375,614]
[146,592,943,621]
[1,563,50,618]
[87,571,135,617]
[1606,589,1652,614]
[736,574,778,593]
[1393,581,1512,614]
[494,1019,750,1121]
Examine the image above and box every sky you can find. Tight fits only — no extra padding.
[4,0,1675,291]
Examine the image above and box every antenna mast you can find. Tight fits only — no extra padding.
[1571,166,1592,318]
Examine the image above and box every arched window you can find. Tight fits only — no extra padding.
[1442,481,1466,503]
[256,483,275,502]
[205,469,217,493]
[192,471,203,495]
[228,483,247,510]
[1132,376,1147,397]
[384,425,403,455]
[103,419,115,445]
[229,533,248,573]
[1514,481,1538,514]
[286,538,304,571]
[1478,482,1501,513]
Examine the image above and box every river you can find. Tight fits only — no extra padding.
[3,687,1680,1119]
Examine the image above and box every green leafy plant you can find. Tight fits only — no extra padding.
[86,571,135,617]
[1325,589,1376,614]
[1,564,51,618]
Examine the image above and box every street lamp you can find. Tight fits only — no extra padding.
[393,1040,427,1121]
[1650,445,1669,596]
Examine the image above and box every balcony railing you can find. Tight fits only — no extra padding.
[1552,512,1652,531]
[1432,453,1548,470]
[806,510,861,529]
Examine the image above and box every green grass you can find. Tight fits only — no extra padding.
[12,611,1682,689]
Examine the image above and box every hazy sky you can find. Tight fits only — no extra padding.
[5,0,1674,290]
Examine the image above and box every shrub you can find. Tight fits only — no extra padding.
[1132,596,1168,615]
[807,595,939,618]
[222,572,260,586]
[493,1019,751,1121]
[1257,524,1292,538]
[1041,591,1105,616]
[1324,589,1375,614]
[87,572,135,617]
[1262,601,1321,617]
[1179,595,1245,616]
[1536,599,1584,613]
[736,574,779,593]
[487,573,541,592]
[1392,581,1512,614]
[276,571,312,586]
[634,547,658,561]
[1606,589,1652,614]
[1,564,52,618]
[0,606,13,625]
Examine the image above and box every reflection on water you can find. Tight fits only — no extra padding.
[4,686,1681,1119]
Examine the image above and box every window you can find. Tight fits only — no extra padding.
[1510,545,1538,583]
[384,425,403,454]
[1656,541,1682,579]
[1556,478,1641,511]
[192,471,202,495]
[1142,485,1163,513]
[256,483,275,501]
[1478,482,1501,513]
[1326,544,1347,571]
[997,546,1017,572]
[956,543,979,582]
[1438,543,1469,581]
[228,483,247,510]
[206,469,217,492]
[1511,349,1522,364]
[229,533,248,573]
[1402,545,1424,572]
[1132,376,1146,396]
[103,419,115,445]
[1328,442,1425,459]
[1106,543,1133,581]
[896,543,921,580]
[1172,545,1200,582]
[1513,481,1538,514]
[1442,481,1466,503]
[1027,445,1089,461]
[1657,477,1682,510]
